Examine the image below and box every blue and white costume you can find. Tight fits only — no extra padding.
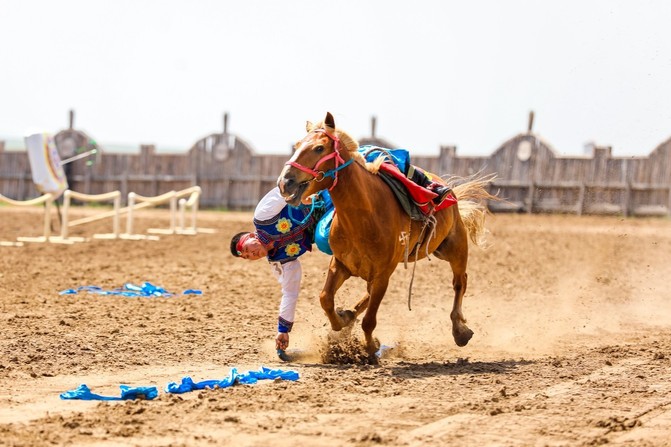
[253,187,330,334]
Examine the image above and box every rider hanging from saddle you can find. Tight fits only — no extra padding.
[230,146,452,355]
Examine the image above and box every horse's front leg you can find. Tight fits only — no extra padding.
[320,257,352,331]
[361,277,390,355]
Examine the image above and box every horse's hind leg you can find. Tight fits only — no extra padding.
[320,257,353,331]
[435,227,474,347]
[449,269,473,347]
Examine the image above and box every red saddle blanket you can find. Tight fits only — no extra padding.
[377,163,458,215]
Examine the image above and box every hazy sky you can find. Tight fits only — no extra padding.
[1,0,670,156]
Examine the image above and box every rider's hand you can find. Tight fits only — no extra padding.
[276,332,289,350]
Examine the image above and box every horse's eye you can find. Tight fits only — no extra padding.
[314,145,324,153]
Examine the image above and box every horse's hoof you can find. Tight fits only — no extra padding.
[454,328,474,347]
[364,338,381,360]
[336,308,356,326]
[366,352,380,365]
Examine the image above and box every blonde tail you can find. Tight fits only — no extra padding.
[450,174,499,247]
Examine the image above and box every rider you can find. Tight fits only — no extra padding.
[230,187,332,354]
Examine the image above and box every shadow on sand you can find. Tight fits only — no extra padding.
[387,358,535,378]
[294,357,534,379]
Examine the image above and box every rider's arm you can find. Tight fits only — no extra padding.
[254,187,287,221]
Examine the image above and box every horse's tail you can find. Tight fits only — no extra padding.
[449,173,499,247]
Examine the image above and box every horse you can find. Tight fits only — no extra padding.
[277,112,496,358]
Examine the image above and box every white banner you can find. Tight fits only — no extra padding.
[25,133,68,197]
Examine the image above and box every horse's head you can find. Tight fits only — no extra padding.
[277,112,359,206]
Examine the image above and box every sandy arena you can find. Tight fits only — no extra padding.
[1,206,670,447]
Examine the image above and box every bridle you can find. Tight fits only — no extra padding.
[284,128,354,191]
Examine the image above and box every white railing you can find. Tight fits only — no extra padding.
[54,190,122,243]
[0,192,55,245]
[176,186,215,235]
[0,186,213,245]
[128,186,214,238]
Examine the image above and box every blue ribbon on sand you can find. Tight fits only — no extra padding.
[60,384,158,401]
[59,282,202,297]
[60,367,299,401]
[165,367,300,394]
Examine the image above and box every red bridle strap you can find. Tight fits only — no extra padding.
[286,151,339,179]
[285,129,348,189]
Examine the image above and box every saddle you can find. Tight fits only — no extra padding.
[376,162,457,221]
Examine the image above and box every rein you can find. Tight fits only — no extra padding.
[285,129,353,191]
[405,213,438,311]
[287,194,325,226]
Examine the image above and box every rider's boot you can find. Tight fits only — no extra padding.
[407,165,452,205]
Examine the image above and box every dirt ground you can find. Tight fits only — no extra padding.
[0,204,670,447]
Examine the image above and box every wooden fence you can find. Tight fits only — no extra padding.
[1,127,670,216]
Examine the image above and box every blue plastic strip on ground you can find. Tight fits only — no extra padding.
[165,367,300,394]
[58,282,202,297]
[60,384,159,401]
[60,367,299,401]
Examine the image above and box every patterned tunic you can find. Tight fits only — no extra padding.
[253,192,317,264]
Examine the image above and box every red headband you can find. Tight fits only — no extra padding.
[236,233,253,255]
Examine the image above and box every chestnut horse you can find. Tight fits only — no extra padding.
[277,112,496,357]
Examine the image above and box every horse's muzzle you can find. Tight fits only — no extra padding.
[277,174,308,206]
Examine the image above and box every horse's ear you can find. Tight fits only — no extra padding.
[305,121,313,132]
[325,112,335,130]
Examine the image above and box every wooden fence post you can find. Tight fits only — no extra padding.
[439,145,455,176]
[577,184,585,216]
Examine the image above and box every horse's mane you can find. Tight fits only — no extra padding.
[308,120,384,174]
